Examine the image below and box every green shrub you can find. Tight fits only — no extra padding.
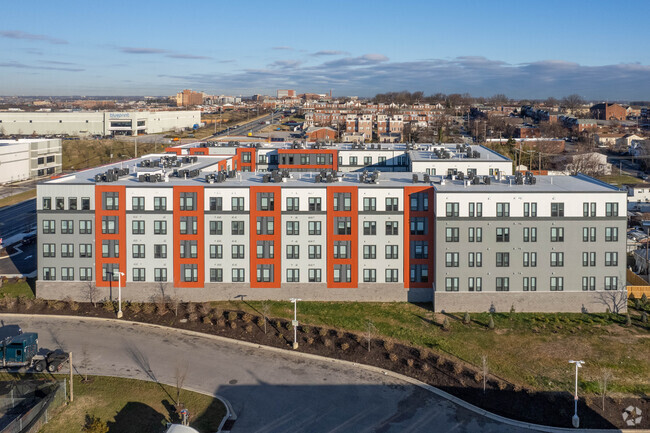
[83,415,108,433]
[488,315,495,329]
[462,312,471,325]
[301,326,310,334]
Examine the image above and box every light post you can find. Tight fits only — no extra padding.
[569,360,584,428]
[289,298,301,350]
[113,271,125,319]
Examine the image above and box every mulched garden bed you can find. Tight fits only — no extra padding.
[0,297,646,429]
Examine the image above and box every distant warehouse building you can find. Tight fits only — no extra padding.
[0,138,62,184]
[0,111,201,137]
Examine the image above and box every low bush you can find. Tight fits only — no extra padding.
[188,312,198,323]
[227,311,238,322]
[406,359,414,368]
[307,337,314,345]
[245,324,253,333]
[242,313,253,323]
[142,303,155,315]
[202,316,212,325]
[422,363,430,372]
[388,353,398,362]
[128,302,142,314]
[301,326,311,334]
[340,342,350,351]
[383,340,395,351]
[318,328,328,337]
[230,321,237,329]
[217,318,226,327]
[323,338,332,348]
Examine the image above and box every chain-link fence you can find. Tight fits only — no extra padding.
[0,380,66,433]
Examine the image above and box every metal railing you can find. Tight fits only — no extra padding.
[0,380,66,433]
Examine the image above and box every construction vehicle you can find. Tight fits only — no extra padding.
[0,332,68,372]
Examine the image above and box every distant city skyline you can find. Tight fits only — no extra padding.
[2,0,649,99]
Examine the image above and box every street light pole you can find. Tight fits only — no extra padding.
[569,360,584,428]
[113,271,125,319]
[289,298,301,350]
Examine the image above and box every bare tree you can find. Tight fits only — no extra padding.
[598,368,613,411]
[169,288,181,317]
[174,362,188,407]
[261,302,271,334]
[596,287,628,314]
[363,320,377,352]
[84,282,99,308]
[562,94,585,112]
[482,355,489,394]
[565,153,609,177]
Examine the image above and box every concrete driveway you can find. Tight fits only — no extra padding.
[2,315,536,433]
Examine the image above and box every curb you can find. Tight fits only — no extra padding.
[2,313,647,433]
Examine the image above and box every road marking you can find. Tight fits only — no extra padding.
[24,255,32,260]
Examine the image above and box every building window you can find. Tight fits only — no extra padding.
[363,245,376,259]
[43,267,56,281]
[132,244,145,259]
[286,269,300,283]
[42,220,56,234]
[385,197,398,212]
[308,221,321,235]
[410,217,426,235]
[308,269,322,282]
[363,197,376,212]
[61,243,74,258]
[308,197,322,211]
[61,220,74,234]
[232,268,245,282]
[182,264,198,282]
[349,156,358,166]
[308,245,321,259]
[231,221,245,235]
[132,220,145,235]
[256,265,273,282]
[468,227,482,242]
[445,277,459,291]
[468,277,482,292]
[209,244,223,259]
[410,264,428,283]
[496,277,509,291]
[523,252,537,267]
[209,197,223,211]
[412,241,428,259]
[179,240,197,258]
[410,193,428,211]
[132,268,146,282]
[242,152,252,163]
[101,216,118,234]
[550,252,564,267]
[209,220,222,235]
[80,267,92,281]
[605,252,618,266]
[335,217,351,235]
[42,197,52,210]
[102,192,119,210]
[333,193,351,211]
[523,202,537,217]
[582,251,597,267]
[61,267,74,281]
[604,276,618,290]
[605,202,618,217]
[523,227,537,242]
[232,197,244,211]
[286,197,299,211]
[68,197,77,210]
[153,220,167,235]
[132,196,145,211]
[385,269,399,283]
[496,227,509,242]
[333,264,351,282]
[286,245,299,259]
[445,252,459,267]
[550,277,564,291]
[42,243,56,258]
[385,245,398,260]
[101,240,119,258]
[55,197,64,210]
[445,202,459,217]
[468,202,483,217]
[286,221,299,235]
[445,227,459,242]
[179,193,196,211]
[153,244,167,259]
[385,221,398,235]
[550,227,564,242]
[605,227,618,242]
[79,244,92,258]
[551,203,564,217]
[357,220,375,236]
[79,220,92,234]
[210,268,223,282]
[333,241,350,259]
[231,245,245,259]
[523,277,537,291]
[496,252,510,267]
[256,217,274,235]
[153,197,167,211]
[583,202,596,217]
[363,269,377,282]
[496,202,509,217]
[257,193,275,211]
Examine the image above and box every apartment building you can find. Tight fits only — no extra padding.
[345,114,373,140]
[35,148,626,312]
[176,89,204,107]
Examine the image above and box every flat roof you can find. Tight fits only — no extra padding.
[0,138,58,146]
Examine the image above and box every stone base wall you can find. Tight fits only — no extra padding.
[434,291,628,313]
[36,281,433,303]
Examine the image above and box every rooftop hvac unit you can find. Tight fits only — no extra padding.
[94,174,103,182]
[262,174,270,183]
[423,173,430,183]
[472,177,480,185]
[457,172,465,180]
[326,174,333,183]
[484,176,491,185]
[412,174,419,183]
[473,151,480,158]
[315,174,321,183]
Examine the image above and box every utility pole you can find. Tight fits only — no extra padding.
[69,351,73,402]
[569,360,584,428]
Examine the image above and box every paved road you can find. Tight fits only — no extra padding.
[0,199,36,239]
[3,315,531,433]
[208,113,280,139]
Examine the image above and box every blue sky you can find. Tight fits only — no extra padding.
[2,0,649,99]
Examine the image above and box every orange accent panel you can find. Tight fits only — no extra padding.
[326,186,358,288]
[173,186,204,288]
[95,185,126,288]
[236,148,256,172]
[164,147,184,155]
[403,186,435,289]
[249,186,281,288]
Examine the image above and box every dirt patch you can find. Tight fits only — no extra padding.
[0,300,647,429]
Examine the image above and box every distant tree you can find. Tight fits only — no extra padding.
[489,94,509,106]
[562,94,585,111]
[544,97,559,107]
[565,152,608,176]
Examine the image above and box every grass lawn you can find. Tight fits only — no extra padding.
[0,189,36,209]
[210,300,650,396]
[0,278,35,298]
[30,375,226,433]
[596,174,641,187]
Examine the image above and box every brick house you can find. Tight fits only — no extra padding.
[590,103,627,121]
